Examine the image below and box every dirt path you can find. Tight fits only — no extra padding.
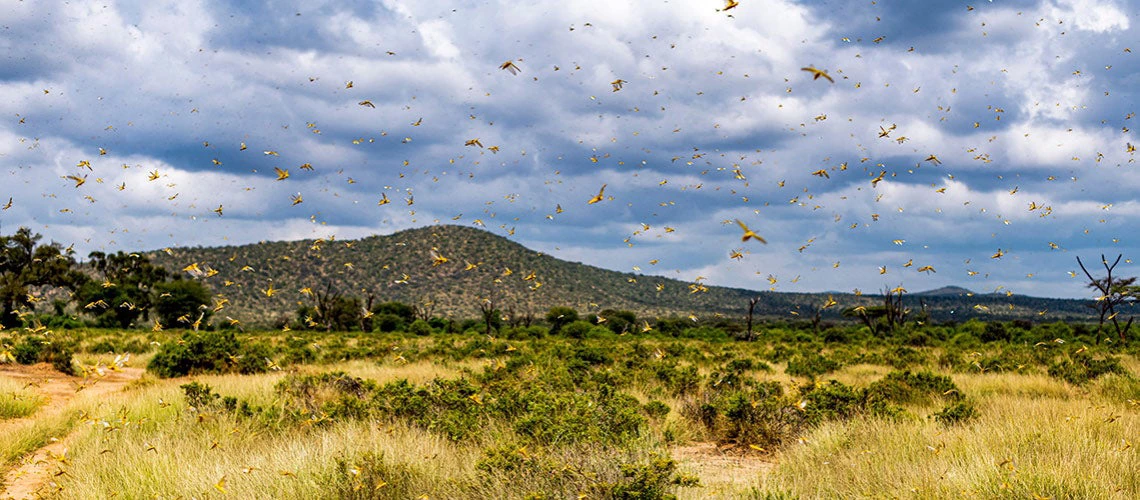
[672,442,777,497]
[0,363,144,500]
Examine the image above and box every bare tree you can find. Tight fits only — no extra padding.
[477,288,498,336]
[309,282,340,331]
[414,297,436,321]
[1077,254,1136,342]
[360,290,375,332]
[745,296,761,341]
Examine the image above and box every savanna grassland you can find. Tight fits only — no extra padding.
[1,317,1138,499]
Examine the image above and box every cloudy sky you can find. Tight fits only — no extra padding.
[1,0,1136,298]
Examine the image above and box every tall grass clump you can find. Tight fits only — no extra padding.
[0,377,44,419]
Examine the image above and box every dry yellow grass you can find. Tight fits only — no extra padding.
[755,368,1140,498]
[5,337,1138,499]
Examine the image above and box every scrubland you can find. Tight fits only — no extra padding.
[1,321,1137,499]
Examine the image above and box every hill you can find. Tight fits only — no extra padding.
[913,286,975,297]
[144,224,1095,327]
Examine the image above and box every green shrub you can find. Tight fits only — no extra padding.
[884,346,927,369]
[800,380,862,425]
[180,381,221,409]
[10,334,75,375]
[561,320,595,339]
[408,319,433,336]
[147,331,268,378]
[599,455,691,500]
[642,400,670,420]
[980,322,1011,343]
[785,351,840,378]
[709,384,806,449]
[655,364,701,396]
[931,400,978,425]
[370,377,484,441]
[147,331,237,377]
[864,370,961,406]
[513,385,644,445]
[1047,352,1126,385]
[505,325,547,340]
[475,442,532,474]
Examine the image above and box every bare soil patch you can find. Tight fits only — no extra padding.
[0,363,144,500]
[672,442,777,497]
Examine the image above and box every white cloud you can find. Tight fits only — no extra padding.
[0,0,1135,299]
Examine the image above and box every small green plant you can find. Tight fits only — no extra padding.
[180,381,221,409]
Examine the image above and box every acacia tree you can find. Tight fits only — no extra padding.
[546,306,578,335]
[1077,254,1137,342]
[844,286,908,335]
[75,251,169,328]
[0,227,86,327]
[153,278,212,328]
[300,282,363,331]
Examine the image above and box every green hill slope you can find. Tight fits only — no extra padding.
[144,224,1095,328]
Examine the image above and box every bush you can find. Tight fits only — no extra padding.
[864,370,961,406]
[370,377,485,441]
[800,380,862,425]
[10,334,75,375]
[475,442,532,474]
[373,313,405,333]
[717,391,806,449]
[561,320,596,339]
[408,319,433,336]
[931,400,978,425]
[655,364,701,396]
[980,322,1011,343]
[147,331,267,378]
[1047,352,1126,385]
[642,400,670,420]
[545,306,578,336]
[504,325,547,340]
[181,381,221,409]
[600,455,695,500]
[884,346,927,369]
[513,384,644,445]
[785,351,840,378]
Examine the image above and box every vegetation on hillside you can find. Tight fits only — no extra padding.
[139,224,1097,329]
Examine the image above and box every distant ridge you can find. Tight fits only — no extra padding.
[143,224,1096,327]
[914,286,975,296]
